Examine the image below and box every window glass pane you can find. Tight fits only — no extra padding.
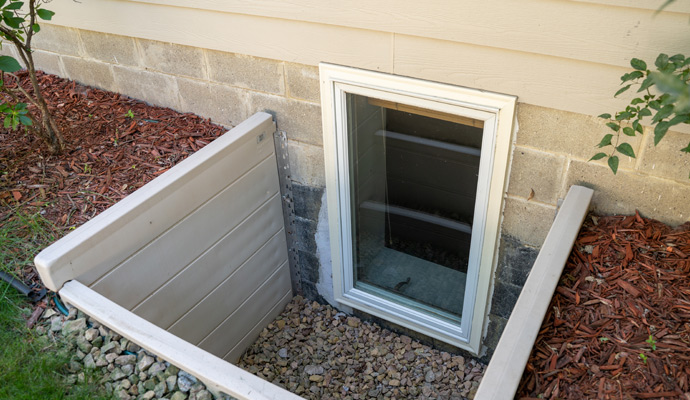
[347,93,483,323]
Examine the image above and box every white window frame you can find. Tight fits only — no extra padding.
[319,63,516,354]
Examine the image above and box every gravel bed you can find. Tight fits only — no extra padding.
[36,305,234,400]
[236,296,485,399]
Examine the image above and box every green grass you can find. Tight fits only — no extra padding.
[0,208,59,278]
[0,209,111,399]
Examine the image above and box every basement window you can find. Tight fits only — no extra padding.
[319,64,516,353]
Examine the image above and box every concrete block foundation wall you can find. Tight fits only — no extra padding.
[25,25,690,358]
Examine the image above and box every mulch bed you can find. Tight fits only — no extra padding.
[517,212,690,400]
[0,71,226,281]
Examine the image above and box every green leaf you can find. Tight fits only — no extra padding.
[638,76,655,92]
[622,127,635,136]
[3,1,23,10]
[616,143,636,158]
[669,53,685,65]
[615,111,633,121]
[655,53,669,69]
[652,104,674,123]
[649,100,661,110]
[3,15,23,29]
[31,23,39,33]
[598,113,612,119]
[638,108,652,117]
[4,115,11,129]
[589,152,607,161]
[654,121,670,145]
[621,71,644,83]
[630,58,647,71]
[630,98,645,105]
[608,156,619,174]
[634,120,644,134]
[0,55,21,72]
[615,85,631,97]
[606,122,620,131]
[36,8,54,20]
[0,0,7,8]
[18,115,31,126]
[598,133,614,147]
[667,113,689,127]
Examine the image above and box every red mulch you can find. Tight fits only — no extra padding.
[517,212,690,400]
[0,71,226,279]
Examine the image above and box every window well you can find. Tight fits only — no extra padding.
[320,64,517,353]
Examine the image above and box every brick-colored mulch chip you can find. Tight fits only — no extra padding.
[517,212,690,400]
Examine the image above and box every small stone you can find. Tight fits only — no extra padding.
[101,341,120,354]
[148,362,167,376]
[114,389,131,400]
[195,390,212,400]
[61,318,87,336]
[110,367,126,381]
[95,354,108,367]
[50,316,63,332]
[166,364,180,376]
[154,381,168,397]
[126,342,141,353]
[91,336,104,348]
[170,392,187,400]
[166,375,177,391]
[309,375,323,382]
[115,354,137,365]
[389,379,400,387]
[425,370,436,383]
[106,353,119,364]
[346,317,360,328]
[177,371,197,392]
[137,355,155,372]
[42,308,57,319]
[83,353,96,370]
[121,364,134,376]
[275,319,286,329]
[141,390,156,400]
[278,348,288,358]
[304,365,324,375]
[84,328,99,342]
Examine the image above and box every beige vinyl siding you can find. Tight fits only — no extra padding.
[46,0,690,120]
[35,112,292,361]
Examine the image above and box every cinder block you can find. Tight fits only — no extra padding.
[80,30,138,66]
[516,103,640,169]
[62,56,117,92]
[32,50,63,76]
[501,197,557,247]
[206,50,284,95]
[177,78,248,127]
[287,141,326,187]
[113,66,179,110]
[285,63,320,103]
[507,147,565,204]
[31,24,81,56]
[638,129,690,182]
[563,160,690,226]
[248,92,322,146]
[138,39,205,79]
